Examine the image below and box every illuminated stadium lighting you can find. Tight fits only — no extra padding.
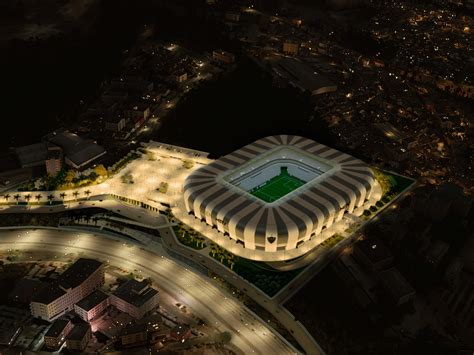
[184,135,380,258]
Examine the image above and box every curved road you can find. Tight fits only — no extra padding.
[0,228,297,355]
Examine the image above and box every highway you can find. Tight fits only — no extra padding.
[0,228,297,354]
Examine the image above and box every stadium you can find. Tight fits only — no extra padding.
[183,135,380,257]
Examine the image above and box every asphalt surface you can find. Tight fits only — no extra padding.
[0,228,297,354]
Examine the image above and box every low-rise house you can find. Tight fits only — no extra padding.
[120,323,148,347]
[282,41,299,56]
[212,50,235,64]
[105,115,127,132]
[169,324,192,342]
[174,71,188,83]
[44,318,72,350]
[378,268,416,306]
[353,239,394,273]
[66,322,91,352]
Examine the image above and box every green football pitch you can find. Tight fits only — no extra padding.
[250,167,306,202]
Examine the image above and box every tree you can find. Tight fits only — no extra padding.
[216,331,232,344]
[64,170,76,186]
[3,194,10,203]
[47,194,54,205]
[73,191,79,201]
[84,190,91,199]
[60,192,67,200]
[24,194,32,203]
[13,194,21,204]
[94,165,108,177]
[35,194,42,203]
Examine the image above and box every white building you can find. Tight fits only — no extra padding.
[110,280,159,319]
[30,259,104,322]
[74,290,109,322]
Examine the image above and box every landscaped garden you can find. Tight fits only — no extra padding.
[182,159,194,169]
[320,233,344,248]
[109,151,141,174]
[362,169,415,219]
[157,182,168,193]
[17,165,110,192]
[208,243,303,297]
[172,223,206,250]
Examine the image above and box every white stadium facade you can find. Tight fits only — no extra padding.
[183,135,380,259]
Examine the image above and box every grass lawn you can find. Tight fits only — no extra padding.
[233,257,303,297]
[173,225,206,250]
[209,243,303,297]
[250,167,306,202]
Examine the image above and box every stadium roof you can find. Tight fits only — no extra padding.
[184,135,376,253]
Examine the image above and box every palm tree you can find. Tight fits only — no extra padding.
[24,194,32,203]
[73,191,79,201]
[210,245,217,257]
[47,194,54,205]
[60,192,67,200]
[3,194,10,203]
[35,194,42,203]
[84,190,91,199]
[13,194,21,204]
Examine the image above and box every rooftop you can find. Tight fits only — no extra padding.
[8,278,46,304]
[271,57,336,95]
[45,318,70,338]
[14,142,48,168]
[31,283,66,305]
[112,280,158,308]
[66,322,90,341]
[120,323,148,336]
[75,290,108,312]
[379,268,415,300]
[44,130,106,168]
[31,259,102,305]
[170,324,191,339]
[355,238,393,264]
[58,258,103,290]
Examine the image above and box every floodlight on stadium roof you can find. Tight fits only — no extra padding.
[183,135,379,257]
